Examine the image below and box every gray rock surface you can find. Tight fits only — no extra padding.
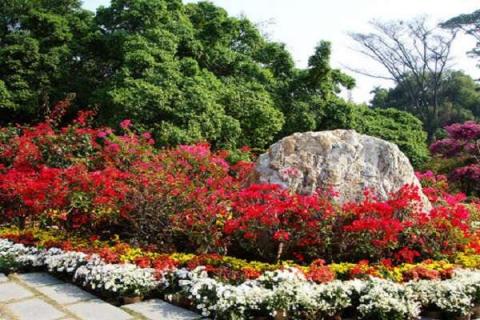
[255,130,431,209]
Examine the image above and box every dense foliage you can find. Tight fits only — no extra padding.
[370,71,480,140]
[0,0,429,166]
[0,0,94,119]
[0,0,350,149]
[353,107,429,166]
[0,113,476,266]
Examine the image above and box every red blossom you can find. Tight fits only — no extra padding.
[119,119,132,130]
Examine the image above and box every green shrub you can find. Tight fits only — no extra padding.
[353,107,430,167]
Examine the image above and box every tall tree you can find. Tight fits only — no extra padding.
[370,70,480,136]
[442,9,480,67]
[91,0,287,148]
[277,41,355,136]
[0,0,429,165]
[0,0,94,123]
[350,18,457,140]
[89,1,358,149]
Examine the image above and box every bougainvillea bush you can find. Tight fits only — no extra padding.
[1,103,480,267]
[0,103,250,255]
[430,121,480,195]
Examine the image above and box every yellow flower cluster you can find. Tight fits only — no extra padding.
[456,251,480,268]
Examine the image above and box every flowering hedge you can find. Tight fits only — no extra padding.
[1,108,480,266]
[4,226,475,284]
[3,236,480,320]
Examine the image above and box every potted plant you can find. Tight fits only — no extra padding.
[123,295,143,304]
[73,263,159,305]
[119,275,159,305]
[164,291,193,308]
[420,306,443,320]
[273,310,288,320]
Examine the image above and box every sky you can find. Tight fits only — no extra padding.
[82,0,480,103]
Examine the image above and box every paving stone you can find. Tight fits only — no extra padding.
[5,298,65,320]
[0,274,8,283]
[13,273,63,288]
[67,300,133,320]
[123,299,201,320]
[37,283,95,305]
[0,282,34,302]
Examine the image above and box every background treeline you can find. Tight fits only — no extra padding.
[7,0,480,167]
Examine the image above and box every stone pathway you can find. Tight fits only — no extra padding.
[0,273,203,320]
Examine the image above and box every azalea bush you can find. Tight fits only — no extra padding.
[0,106,135,231]
[430,121,480,195]
[0,105,479,266]
[225,184,338,262]
[125,143,250,254]
[0,102,249,253]
[226,181,476,264]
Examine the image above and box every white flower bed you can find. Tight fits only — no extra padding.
[2,238,480,319]
[46,250,89,274]
[74,261,160,296]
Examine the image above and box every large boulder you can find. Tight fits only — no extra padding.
[255,130,431,209]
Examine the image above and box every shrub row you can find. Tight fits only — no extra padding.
[1,113,478,265]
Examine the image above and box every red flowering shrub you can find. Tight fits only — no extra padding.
[224,180,475,264]
[403,196,472,261]
[0,102,478,265]
[340,181,474,263]
[339,185,422,262]
[416,171,450,203]
[0,115,134,231]
[0,102,250,253]
[126,144,250,254]
[225,184,338,262]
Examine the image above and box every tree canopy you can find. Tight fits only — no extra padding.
[1,0,359,150]
[370,71,480,138]
[350,18,458,140]
[0,0,429,165]
[442,9,480,67]
[0,0,94,121]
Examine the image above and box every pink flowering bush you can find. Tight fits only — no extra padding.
[430,121,480,195]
